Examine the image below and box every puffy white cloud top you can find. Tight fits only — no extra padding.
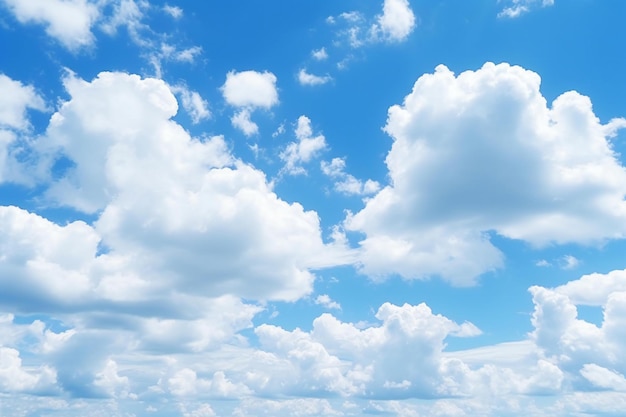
[347,62,626,285]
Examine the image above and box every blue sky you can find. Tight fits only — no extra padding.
[2,0,626,416]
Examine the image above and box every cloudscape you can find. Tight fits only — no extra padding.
[1,1,626,416]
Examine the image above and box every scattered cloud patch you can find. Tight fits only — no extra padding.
[163,4,183,19]
[499,0,555,18]
[231,108,259,136]
[321,157,380,196]
[312,47,328,61]
[558,255,580,270]
[0,74,47,131]
[314,294,341,310]
[280,116,327,175]
[170,84,211,124]
[298,69,332,86]
[221,70,279,136]
[221,70,279,109]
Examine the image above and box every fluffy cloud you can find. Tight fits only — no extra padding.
[0,72,351,315]
[298,69,332,86]
[311,47,328,61]
[321,157,380,196]
[0,74,46,131]
[346,62,626,285]
[0,347,57,394]
[221,70,278,135]
[371,0,416,42]
[1,0,100,50]
[314,294,341,310]
[221,70,278,109]
[249,302,484,398]
[280,116,327,175]
[171,85,211,124]
[0,74,47,183]
[555,269,626,306]
[529,270,626,377]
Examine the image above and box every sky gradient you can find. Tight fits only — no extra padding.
[2,1,626,416]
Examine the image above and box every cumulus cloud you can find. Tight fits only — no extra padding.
[371,0,416,42]
[346,62,626,285]
[1,0,100,50]
[221,70,278,135]
[499,0,555,18]
[231,108,259,136]
[321,157,380,196]
[314,294,341,310]
[555,269,626,306]
[0,71,351,312]
[221,70,278,109]
[298,69,332,86]
[0,74,47,183]
[280,116,327,175]
[0,74,47,131]
[0,347,57,394]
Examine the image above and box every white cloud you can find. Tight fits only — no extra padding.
[0,74,46,131]
[580,364,626,391]
[311,47,328,61]
[499,0,555,18]
[93,359,130,398]
[280,116,327,175]
[2,71,352,311]
[558,255,580,270]
[371,0,416,42]
[221,70,278,109]
[0,347,57,393]
[171,85,210,124]
[231,108,259,136]
[298,69,332,86]
[346,62,626,285]
[321,157,380,196]
[163,4,183,19]
[0,74,47,183]
[314,294,341,310]
[555,269,626,306]
[169,368,251,398]
[1,0,100,50]
[221,70,279,136]
[99,0,146,42]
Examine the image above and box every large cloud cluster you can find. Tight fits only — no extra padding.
[347,62,626,285]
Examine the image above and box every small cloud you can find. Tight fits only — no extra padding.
[298,69,332,86]
[559,255,580,270]
[231,108,258,137]
[321,157,380,196]
[535,259,551,267]
[221,70,279,109]
[314,294,341,310]
[170,85,210,124]
[163,5,183,19]
[498,0,555,19]
[280,116,327,175]
[311,47,328,61]
[272,123,285,138]
[221,70,279,136]
[370,0,416,42]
